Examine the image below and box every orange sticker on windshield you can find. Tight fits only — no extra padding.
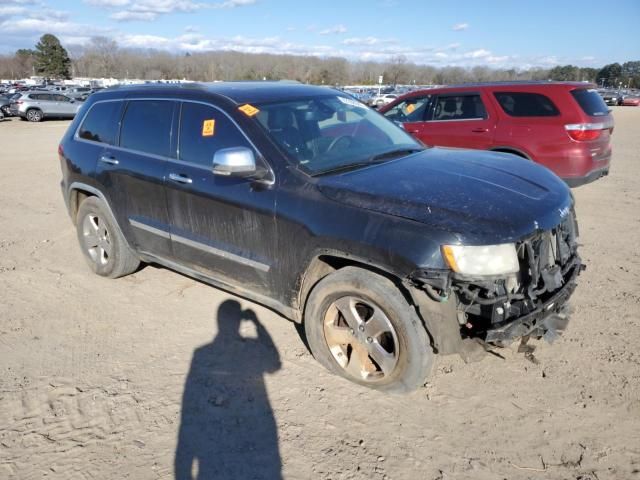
[405,103,416,114]
[239,104,260,117]
[202,119,215,136]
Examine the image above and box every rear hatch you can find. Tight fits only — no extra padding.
[567,88,613,163]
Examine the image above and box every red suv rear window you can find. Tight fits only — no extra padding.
[494,92,559,117]
[570,89,609,117]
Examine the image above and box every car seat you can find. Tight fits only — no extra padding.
[267,108,307,156]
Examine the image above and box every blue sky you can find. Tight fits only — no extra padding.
[1,0,638,69]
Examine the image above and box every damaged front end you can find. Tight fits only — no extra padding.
[412,211,584,350]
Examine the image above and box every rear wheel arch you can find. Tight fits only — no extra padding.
[490,146,532,160]
[66,184,133,253]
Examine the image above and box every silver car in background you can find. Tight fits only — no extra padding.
[10,91,81,122]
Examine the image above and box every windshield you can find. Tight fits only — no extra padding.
[254,95,422,175]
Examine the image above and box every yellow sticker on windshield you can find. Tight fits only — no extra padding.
[239,104,260,117]
[405,103,416,114]
[202,119,215,136]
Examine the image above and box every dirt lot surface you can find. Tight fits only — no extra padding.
[1,108,639,480]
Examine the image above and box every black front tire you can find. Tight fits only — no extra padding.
[76,196,140,278]
[304,267,434,393]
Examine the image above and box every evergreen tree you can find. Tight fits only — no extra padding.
[34,34,71,79]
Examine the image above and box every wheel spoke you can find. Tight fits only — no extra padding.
[367,341,397,376]
[84,233,99,249]
[333,296,362,331]
[102,240,113,258]
[344,344,368,379]
[324,324,352,346]
[364,308,391,338]
[89,215,100,233]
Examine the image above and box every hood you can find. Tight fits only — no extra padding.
[317,148,573,244]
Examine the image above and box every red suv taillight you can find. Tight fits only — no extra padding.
[565,121,613,142]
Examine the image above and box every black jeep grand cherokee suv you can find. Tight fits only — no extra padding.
[59,83,582,393]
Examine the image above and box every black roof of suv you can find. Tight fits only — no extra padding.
[59,82,583,393]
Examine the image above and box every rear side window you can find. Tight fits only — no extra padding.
[178,102,251,167]
[53,94,71,102]
[120,100,175,157]
[571,89,610,117]
[494,92,559,117]
[432,94,487,120]
[78,101,123,145]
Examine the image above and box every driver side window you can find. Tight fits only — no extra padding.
[383,96,431,123]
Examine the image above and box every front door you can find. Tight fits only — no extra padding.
[381,94,433,145]
[421,92,495,150]
[165,101,278,296]
[52,94,77,117]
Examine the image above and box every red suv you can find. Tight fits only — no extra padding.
[380,82,613,187]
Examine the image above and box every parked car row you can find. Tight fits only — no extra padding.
[597,88,640,106]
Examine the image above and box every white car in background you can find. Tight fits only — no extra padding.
[371,93,398,107]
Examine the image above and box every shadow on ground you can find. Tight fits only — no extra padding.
[175,299,282,480]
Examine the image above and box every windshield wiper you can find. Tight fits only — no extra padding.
[366,148,423,163]
[312,148,423,177]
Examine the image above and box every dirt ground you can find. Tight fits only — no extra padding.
[0,107,638,480]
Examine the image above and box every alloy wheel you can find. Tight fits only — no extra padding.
[323,295,399,382]
[82,214,112,266]
[27,110,42,122]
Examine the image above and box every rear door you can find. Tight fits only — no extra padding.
[95,99,175,258]
[165,101,278,295]
[422,91,495,149]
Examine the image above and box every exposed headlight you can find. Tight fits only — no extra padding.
[441,243,519,276]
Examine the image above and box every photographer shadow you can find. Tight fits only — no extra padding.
[175,300,282,480]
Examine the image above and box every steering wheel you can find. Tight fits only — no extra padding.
[326,135,353,153]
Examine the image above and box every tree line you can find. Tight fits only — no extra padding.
[1,34,638,89]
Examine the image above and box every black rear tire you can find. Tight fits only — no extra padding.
[304,266,434,393]
[76,196,140,278]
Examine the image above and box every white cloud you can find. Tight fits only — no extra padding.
[0,0,38,4]
[1,17,109,37]
[452,23,469,31]
[110,10,156,21]
[88,0,255,22]
[84,0,131,6]
[214,0,256,7]
[319,24,347,35]
[0,6,27,17]
[121,33,172,48]
[342,36,396,46]
[464,48,491,59]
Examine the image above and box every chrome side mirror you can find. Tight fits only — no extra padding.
[212,147,257,177]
